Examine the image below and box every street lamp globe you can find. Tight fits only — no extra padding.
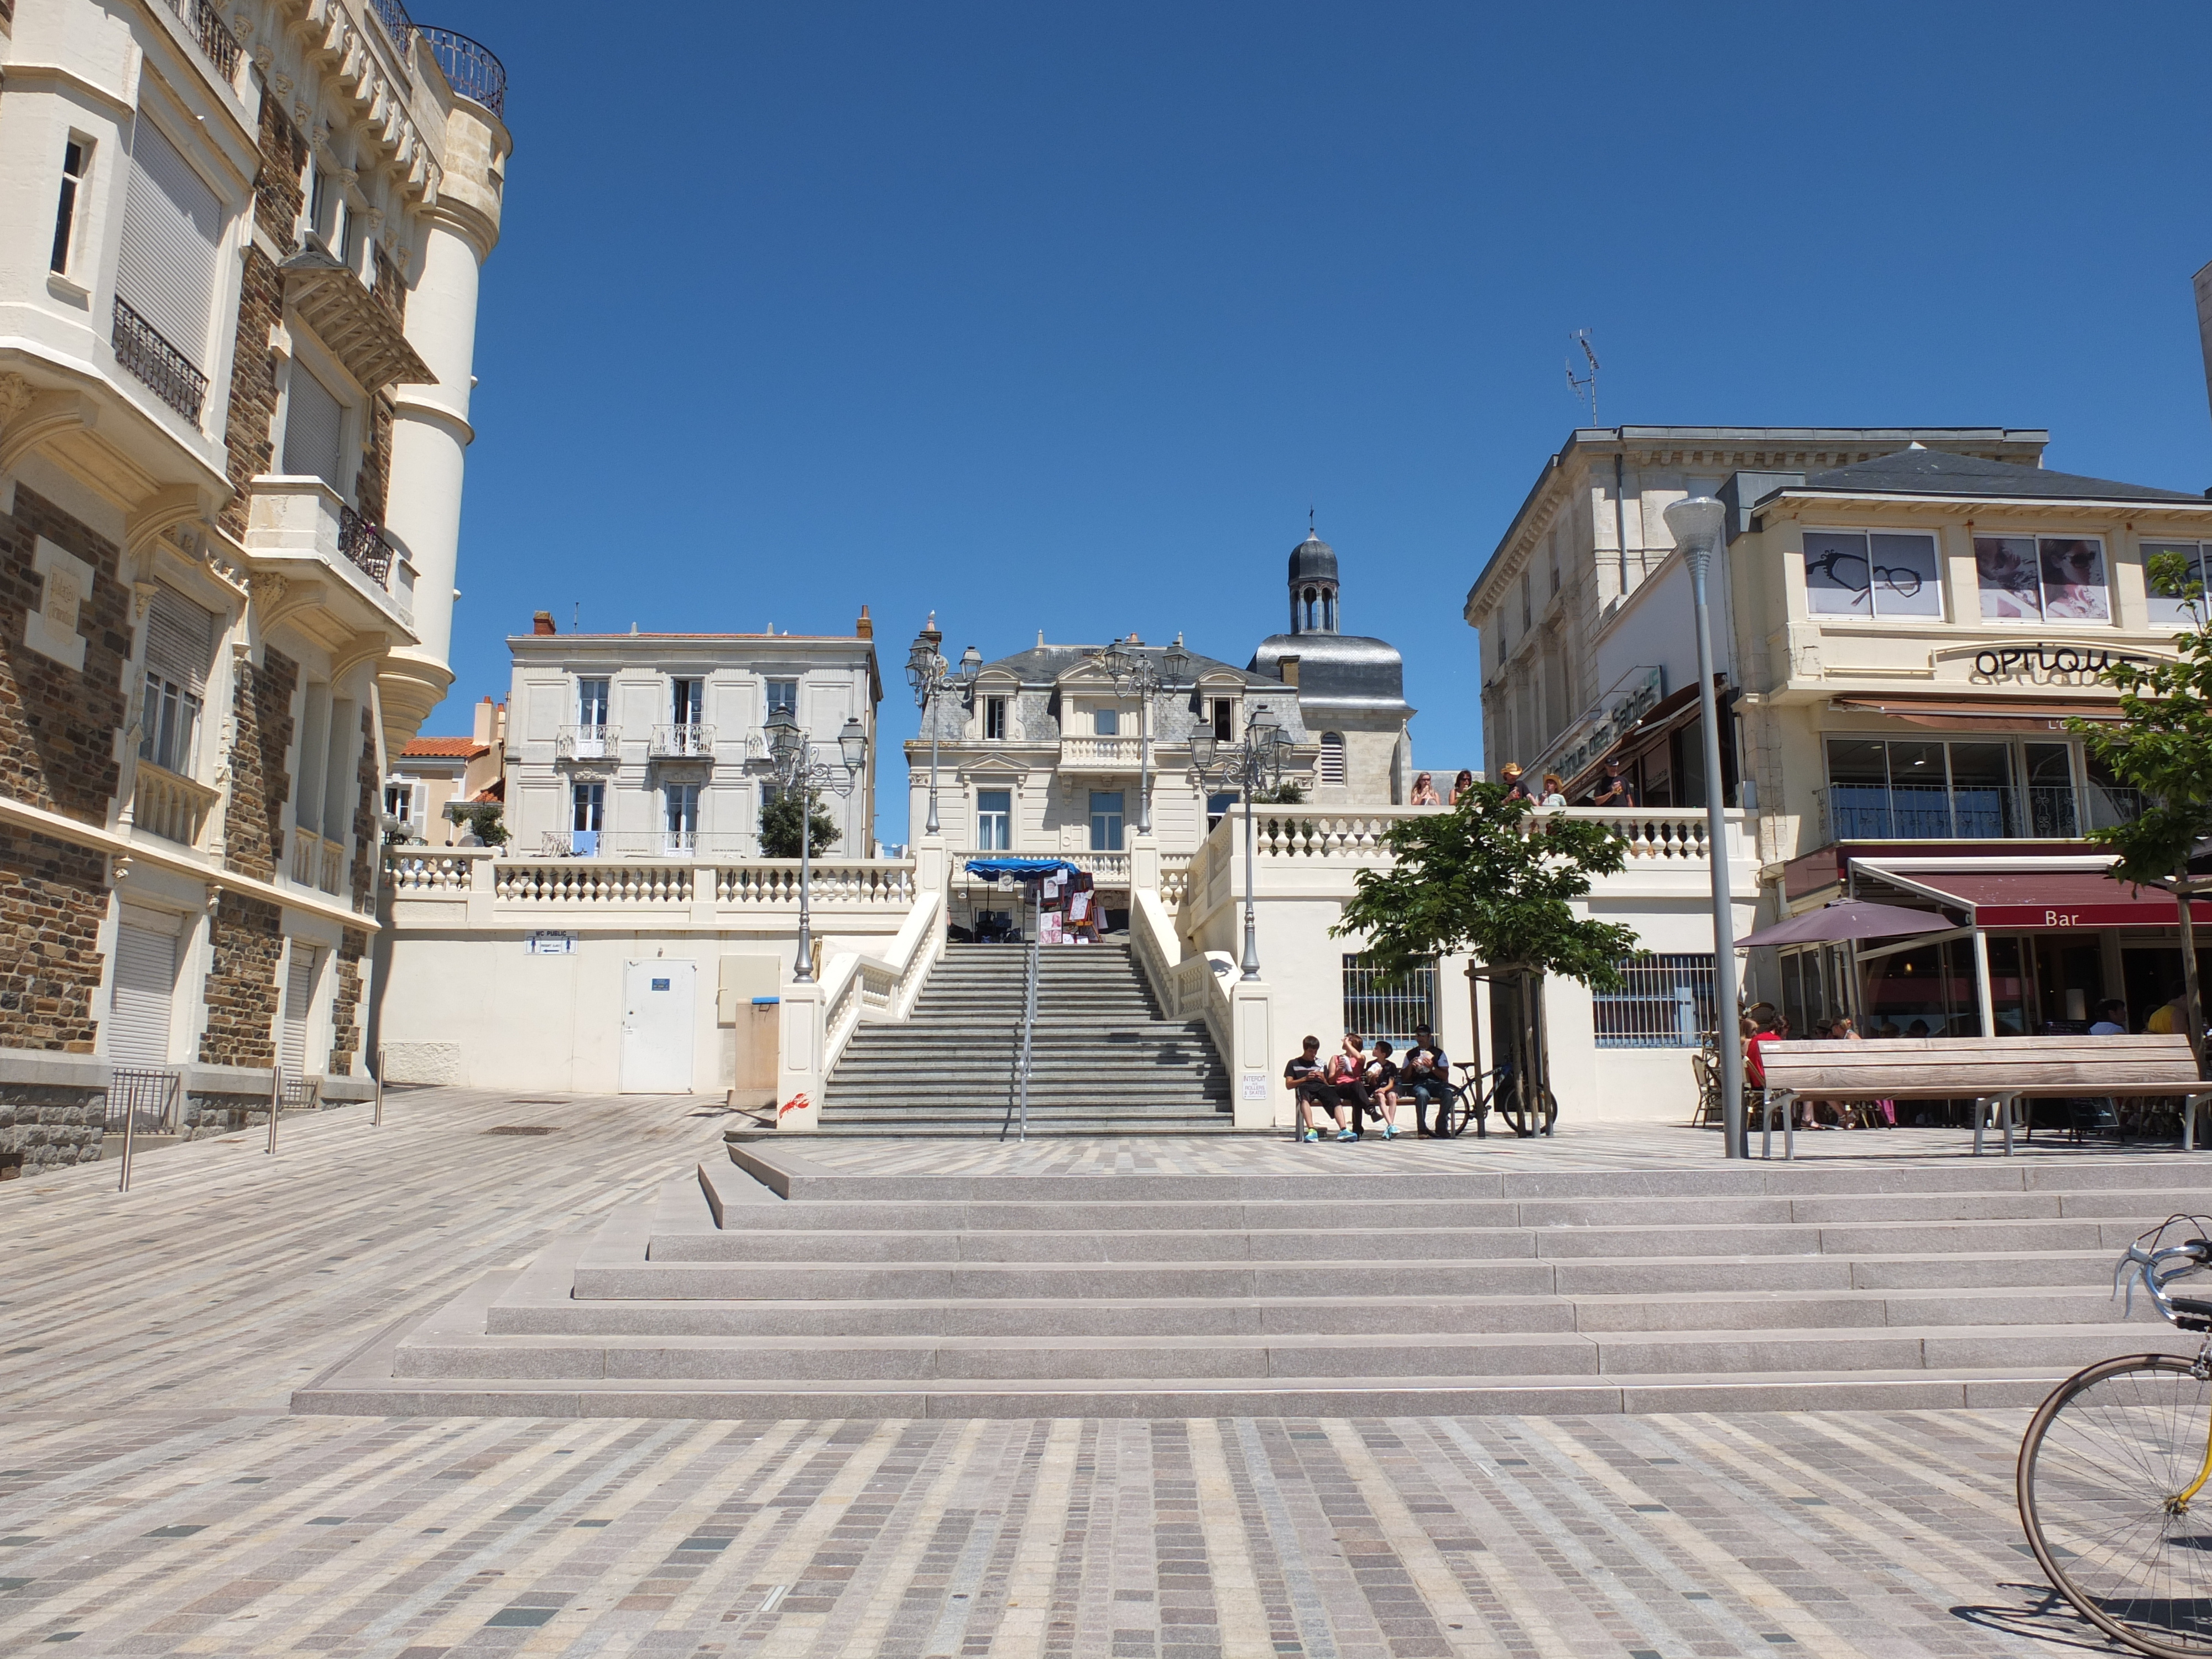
[837,716,868,773]
[1663,497,1728,571]
[1189,732,1218,771]
[765,705,801,765]
[1162,638,1190,687]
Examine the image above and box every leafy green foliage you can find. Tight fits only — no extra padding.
[759,786,841,859]
[2072,551,2212,887]
[454,803,508,847]
[1252,780,1307,805]
[1329,782,1641,988]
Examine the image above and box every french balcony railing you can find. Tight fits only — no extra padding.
[129,762,218,848]
[112,298,207,425]
[1824,782,2145,843]
[337,505,394,583]
[157,0,242,80]
[417,27,508,118]
[649,724,716,759]
[555,725,619,763]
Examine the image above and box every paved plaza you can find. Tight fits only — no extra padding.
[0,1091,2150,1656]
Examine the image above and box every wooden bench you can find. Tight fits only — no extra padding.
[1755,1035,2210,1159]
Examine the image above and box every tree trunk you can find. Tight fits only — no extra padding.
[2180,879,2209,1083]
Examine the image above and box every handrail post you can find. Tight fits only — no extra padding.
[267,1067,281,1155]
[116,1078,136,1193]
[372,1048,384,1127]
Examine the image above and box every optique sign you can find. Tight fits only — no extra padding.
[1969,644,2148,683]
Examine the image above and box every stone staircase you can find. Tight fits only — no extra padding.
[295,1142,2212,1419]
[820,941,1234,1134]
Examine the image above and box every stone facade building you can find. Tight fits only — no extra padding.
[0,0,509,1169]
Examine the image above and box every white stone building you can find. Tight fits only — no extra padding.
[501,609,883,862]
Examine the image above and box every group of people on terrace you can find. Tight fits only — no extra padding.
[1282,1027,1458,1143]
[1407,757,1640,810]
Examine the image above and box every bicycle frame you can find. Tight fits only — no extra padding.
[2115,1235,2212,1511]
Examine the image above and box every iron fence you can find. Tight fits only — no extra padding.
[1341,953,1436,1051]
[159,0,242,79]
[418,27,508,117]
[1594,953,1717,1048]
[112,298,207,424]
[337,504,395,583]
[106,1066,180,1193]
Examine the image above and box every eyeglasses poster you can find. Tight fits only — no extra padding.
[1974,535,2109,622]
[1803,530,1941,617]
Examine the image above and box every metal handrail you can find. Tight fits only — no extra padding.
[1003,925,1040,1144]
[108,1066,180,1193]
[337,504,395,583]
[416,26,508,117]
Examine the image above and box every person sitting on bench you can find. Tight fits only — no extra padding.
[1285,1036,1349,1142]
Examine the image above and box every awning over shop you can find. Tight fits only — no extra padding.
[1561,676,1724,798]
[1826,695,2122,733]
[1855,859,2212,930]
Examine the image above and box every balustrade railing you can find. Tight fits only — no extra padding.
[718,863,916,906]
[288,830,346,893]
[130,762,217,848]
[1158,852,1192,909]
[555,725,619,761]
[388,851,478,892]
[497,862,693,904]
[418,26,508,117]
[1058,735,1142,768]
[112,298,207,424]
[650,724,716,758]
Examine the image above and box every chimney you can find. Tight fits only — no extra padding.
[472,696,494,744]
[531,610,556,635]
[1279,654,1301,689]
[855,604,873,640]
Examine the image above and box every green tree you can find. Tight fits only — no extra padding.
[1331,782,1642,1129]
[2071,549,2212,1073]
[454,802,508,847]
[758,786,841,859]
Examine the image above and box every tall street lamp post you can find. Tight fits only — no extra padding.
[1087,634,1190,837]
[765,706,868,985]
[1191,708,1291,980]
[1661,495,1746,1158]
[905,617,979,838]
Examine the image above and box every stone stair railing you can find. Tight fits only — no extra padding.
[779,886,945,1131]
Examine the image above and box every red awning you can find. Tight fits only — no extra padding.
[1864,864,2212,930]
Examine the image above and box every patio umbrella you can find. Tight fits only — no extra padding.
[1734,899,1955,950]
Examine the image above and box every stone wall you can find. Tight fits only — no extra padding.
[218,98,307,539]
[199,892,282,1067]
[0,1083,103,1173]
[223,648,295,881]
[0,487,129,818]
[354,395,394,524]
[327,928,366,1075]
[0,825,109,1053]
[349,707,377,912]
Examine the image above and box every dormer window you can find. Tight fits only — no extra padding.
[984,695,1008,740]
[1210,698,1232,740]
[1092,708,1119,737]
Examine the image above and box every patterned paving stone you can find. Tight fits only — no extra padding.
[0,1090,2141,1655]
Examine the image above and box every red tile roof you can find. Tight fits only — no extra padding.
[401,737,491,759]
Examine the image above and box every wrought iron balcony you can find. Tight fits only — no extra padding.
[418,27,508,117]
[337,504,394,583]
[158,0,242,80]
[112,298,206,424]
[650,724,716,759]
[555,725,620,763]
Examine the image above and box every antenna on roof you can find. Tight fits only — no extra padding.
[573,601,579,632]
[1567,329,1599,422]
[1309,505,1316,538]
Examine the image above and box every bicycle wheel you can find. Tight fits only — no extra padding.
[2020,1352,2212,1657]
[1445,1082,1484,1139]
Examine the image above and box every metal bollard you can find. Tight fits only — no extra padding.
[373,1050,384,1127]
[267,1066,281,1155]
[117,1093,136,1194]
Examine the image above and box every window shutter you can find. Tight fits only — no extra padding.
[116,120,222,366]
[283,363,345,485]
[410,782,429,827]
[1320,734,1346,785]
[109,915,180,1068]
[280,945,319,1078]
[144,585,216,696]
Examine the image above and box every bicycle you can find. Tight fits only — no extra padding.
[2018,1217,2212,1656]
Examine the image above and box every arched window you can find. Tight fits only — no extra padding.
[1319,733,1345,785]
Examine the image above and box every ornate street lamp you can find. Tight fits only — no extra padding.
[1087,633,1191,837]
[1191,705,1291,980]
[765,705,868,984]
[1661,495,1745,1159]
[906,615,979,838]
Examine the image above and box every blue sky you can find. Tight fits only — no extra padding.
[429,2,2212,841]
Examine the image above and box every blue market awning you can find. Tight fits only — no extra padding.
[963,858,1080,882]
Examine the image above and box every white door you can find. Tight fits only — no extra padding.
[620,959,696,1093]
[109,917,179,1068]
[280,944,320,1078]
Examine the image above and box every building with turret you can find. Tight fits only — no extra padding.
[0,0,510,1167]
[1249,530,1416,802]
